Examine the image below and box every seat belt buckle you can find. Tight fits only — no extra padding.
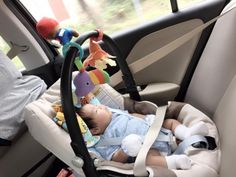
[169,135,178,152]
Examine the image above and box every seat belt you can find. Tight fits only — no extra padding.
[110,2,236,87]
[134,105,167,177]
[94,129,174,147]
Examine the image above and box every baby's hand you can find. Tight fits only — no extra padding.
[121,134,143,157]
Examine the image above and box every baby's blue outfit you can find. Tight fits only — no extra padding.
[89,107,172,160]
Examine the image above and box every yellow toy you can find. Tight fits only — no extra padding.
[52,102,100,147]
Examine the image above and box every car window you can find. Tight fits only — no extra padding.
[178,0,205,9]
[19,0,207,35]
[0,36,25,71]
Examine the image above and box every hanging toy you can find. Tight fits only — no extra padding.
[83,30,116,70]
[73,67,109,98]
[61,40,109,107]
[72,58,110,108]
[36,17,79,46]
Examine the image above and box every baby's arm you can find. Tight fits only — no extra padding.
[130,112,145,119]
[112,133,143,162]
[111,149,129,163]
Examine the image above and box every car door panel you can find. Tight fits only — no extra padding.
[111,0,226,104]
[123,82,180,105]
[126,19,202,84]
[113,19,203,104]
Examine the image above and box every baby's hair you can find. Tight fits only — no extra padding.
[75,106,96,129]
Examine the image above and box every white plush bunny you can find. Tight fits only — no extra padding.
[121,134,143,157]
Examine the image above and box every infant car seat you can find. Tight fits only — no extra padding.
[24,79,220,177]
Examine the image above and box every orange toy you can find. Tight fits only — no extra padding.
[83,30,116,70]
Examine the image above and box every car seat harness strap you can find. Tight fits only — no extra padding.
[95,127,210,155]
[95,130,174,147]
[133,105,167,176]
[173,135,208,154]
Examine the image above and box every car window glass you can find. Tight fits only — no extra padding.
[0,36,25,71]
[20,0,173,35]
[178,0,205,9]
[20,0,208,36]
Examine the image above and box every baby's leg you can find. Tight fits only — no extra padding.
[163,119,208,140]
[146,149,167,167]
[162,119,181,132]
[146,149,191,169]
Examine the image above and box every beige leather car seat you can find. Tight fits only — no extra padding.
[185,1,236,176]
[185,1,236,117]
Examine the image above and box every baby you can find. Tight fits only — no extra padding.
[78,104,209,169]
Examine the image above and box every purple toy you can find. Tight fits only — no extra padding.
[73,70,95,98]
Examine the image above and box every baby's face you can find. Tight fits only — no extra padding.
[81,104,112,134]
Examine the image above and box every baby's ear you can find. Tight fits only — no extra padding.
[90,127,100,135]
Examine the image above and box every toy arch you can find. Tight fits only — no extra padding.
[61,31,141,177]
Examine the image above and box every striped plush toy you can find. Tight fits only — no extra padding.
[72,58,111,108]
